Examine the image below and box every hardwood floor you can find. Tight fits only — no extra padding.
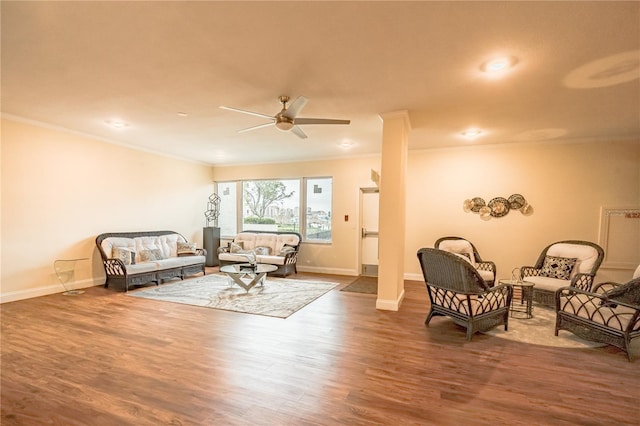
[2,270,638,425]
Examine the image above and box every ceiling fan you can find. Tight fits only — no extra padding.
[220,95,350,139]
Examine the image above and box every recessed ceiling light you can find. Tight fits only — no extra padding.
[339,140,354,149]
[177,112,188,117]
[104,119,129,129]
[480,56,518,74]
[460,128,484,139]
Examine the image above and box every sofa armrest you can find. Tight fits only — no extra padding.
[282,249,299,265]
[103,258,127,276]
[593,281,623,294]
[521,266,540,278]
[195,248,206,256]
[476,261,496,273]
[571,273,595,292]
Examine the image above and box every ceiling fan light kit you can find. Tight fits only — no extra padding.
[220,95,350,139]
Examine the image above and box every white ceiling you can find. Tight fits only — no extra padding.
[2,1,639,166]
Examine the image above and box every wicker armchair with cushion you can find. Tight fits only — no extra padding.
[520,240,604,306]
[417,248,513,341]
[555,277,640,361]
[434,236,497,286]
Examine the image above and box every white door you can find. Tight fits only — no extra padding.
[360,187,379,276]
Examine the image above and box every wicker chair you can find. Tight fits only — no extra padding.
[434,236,497,286]
[520,240,604,306]
[417,248,513,341]
[555,278,640,361]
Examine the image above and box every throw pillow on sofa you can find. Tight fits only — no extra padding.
[139,249,165,262]
[229,242,244,253]
[254,246,271,256]
[539,255,577,280]
[112,246,136,265]
[279,244,296,256]
[177,241,197,256]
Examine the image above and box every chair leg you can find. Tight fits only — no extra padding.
[425,309,435,326]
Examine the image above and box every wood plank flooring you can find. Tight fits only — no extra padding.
[2,270,638,425]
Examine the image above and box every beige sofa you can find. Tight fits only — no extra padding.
[217,231,301,277]
[96,230,206,292]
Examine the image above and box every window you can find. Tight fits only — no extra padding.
[215,177,332,243]
[217,182,237,237]
[242,179,300,233]
[305,177,332,241]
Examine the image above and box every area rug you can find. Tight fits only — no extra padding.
[128,274,338,318]
[483,305,607,348]
[341,276,377,294]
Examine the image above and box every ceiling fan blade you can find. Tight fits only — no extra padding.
[291,126,308,139]
[282,96,309,119]
[219,106,274,120]
[238,122,275,133]
[294,118,351,125]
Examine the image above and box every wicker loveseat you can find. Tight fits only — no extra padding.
[417,248,513,341]
[96,231,206,292]
[520,240,604,306]
[555,278,640,361]
[217,230,301,277]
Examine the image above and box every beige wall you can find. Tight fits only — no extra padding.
[2,116,638,303]
[1,118,214,302]
[405,140,640,283]
[213,140,639,285]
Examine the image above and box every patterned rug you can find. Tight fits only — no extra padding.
[484,305,608,348]
[128,274,338,318]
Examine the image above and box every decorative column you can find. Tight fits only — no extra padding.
[376,110,411,311]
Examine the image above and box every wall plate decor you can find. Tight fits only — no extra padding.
[463,194,532,220]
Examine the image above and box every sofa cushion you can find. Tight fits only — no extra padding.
[124,262,158,274]
[177,241,197,256]
[540,255,577,280]
[155,255,206,269]
[524,275,568,292]
[256,255,286,266]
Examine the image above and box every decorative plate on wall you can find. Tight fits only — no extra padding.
[488,197,510,217]
[508,194,526,210]
[471,197,486,212]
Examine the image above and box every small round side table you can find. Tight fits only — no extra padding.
[499,279,535,319]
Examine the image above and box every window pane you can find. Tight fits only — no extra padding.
[216,182,237,237]
[305,177,332,242]
[242,180,300,233]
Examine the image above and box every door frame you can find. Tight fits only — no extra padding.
[359,186,380,276]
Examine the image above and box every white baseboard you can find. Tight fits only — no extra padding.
[0,278,103,304]
[296,266,358,276]
[403,272,423,282]
[375,288,406,311]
